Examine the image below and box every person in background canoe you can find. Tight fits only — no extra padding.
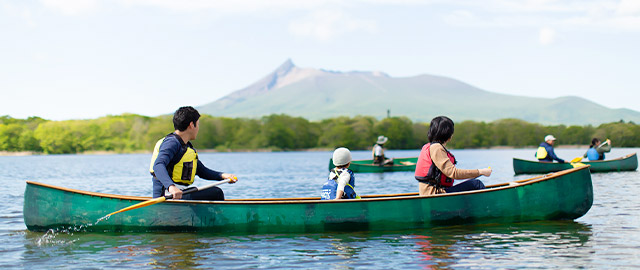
[322,147,359,200]
[536,135,565,163]
[372,135,394,166]
[414,116,491,195]
[584,138,612,161]
[149,106,238,200]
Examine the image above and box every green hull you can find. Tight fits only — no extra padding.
[24,166,593,233]
[513,153,637,175]
[328,157,418,173]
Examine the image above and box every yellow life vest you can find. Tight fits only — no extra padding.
[149,133,199,186]
[536,146,548,159]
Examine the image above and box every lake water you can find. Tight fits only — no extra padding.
[2,148,639,269]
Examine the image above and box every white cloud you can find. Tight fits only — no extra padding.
[115,0,331,13]
[26,0,640,32]
[538,27,556,45]
[617,0,640,15]
[439,0,640,33]
[288,9,377,41]
[41,0,100,15]
[604,15,640,30]
[443,9,477,25]
[1,2,37,27]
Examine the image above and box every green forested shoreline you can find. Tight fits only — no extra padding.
[1,114,638,154]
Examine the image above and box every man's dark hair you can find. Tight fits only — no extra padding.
[428,116,454,144]
[173,106,200,131]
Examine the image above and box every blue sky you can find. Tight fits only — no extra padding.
[1,0,639,120]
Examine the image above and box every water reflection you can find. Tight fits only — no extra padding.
[410,220,592,269]
[20,220,593,269]
[414,234,456,269]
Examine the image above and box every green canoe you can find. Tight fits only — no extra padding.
[513,153,637,175]
[328,157,418,173]
[24,166,593,233]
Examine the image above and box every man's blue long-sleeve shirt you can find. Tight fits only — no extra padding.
[152,134,223,197]
[537,142,565,163]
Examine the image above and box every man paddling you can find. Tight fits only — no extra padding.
[536,135,565,163]
[149,106,238,200]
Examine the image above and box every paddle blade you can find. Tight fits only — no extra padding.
[571,162,587,168]
[570,157,583,163]
[106,196,166,217]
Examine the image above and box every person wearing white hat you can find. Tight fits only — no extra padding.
[536,134,565,163]
[372,135,393,166]
[321,147,359,200]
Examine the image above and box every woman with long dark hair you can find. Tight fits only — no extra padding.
[414,116,491,195]
[585,138,611,161]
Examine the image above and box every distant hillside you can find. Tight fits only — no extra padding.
[198,60,640,125]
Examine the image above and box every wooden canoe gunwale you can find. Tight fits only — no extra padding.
[349,163,414,168]
[24,165,589,205]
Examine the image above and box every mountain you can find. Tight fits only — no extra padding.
[198,59,640,125]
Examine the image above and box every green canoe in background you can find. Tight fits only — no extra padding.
[328,157,418,173]
[24,166,593,233]
[513,153,637,175]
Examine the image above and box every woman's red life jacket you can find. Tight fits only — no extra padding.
[414,143,457,187]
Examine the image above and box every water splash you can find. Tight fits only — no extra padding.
[36,227,81,246]
[95,214,111,225]
[36,229,62,246]
[34,219,105,246]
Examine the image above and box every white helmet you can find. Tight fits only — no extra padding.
[332,147,352,166]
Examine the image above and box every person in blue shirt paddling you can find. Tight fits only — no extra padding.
[536,135,565,163]
[584,138,612,161]
[321,147,359,200]
[149,106,238,200]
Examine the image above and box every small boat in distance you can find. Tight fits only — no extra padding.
[328,157,418,173]
[24,166,593,233]
[513,153,637,175]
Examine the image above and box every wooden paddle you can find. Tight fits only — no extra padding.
[105,179,232,217]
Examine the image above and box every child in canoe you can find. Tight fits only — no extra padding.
[321,147,359,200]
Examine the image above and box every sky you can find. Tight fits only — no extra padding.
[1,0,639,120]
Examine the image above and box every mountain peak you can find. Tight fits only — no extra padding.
[199,59,301,109]
[276,59,295,74]
[198,61,640,125]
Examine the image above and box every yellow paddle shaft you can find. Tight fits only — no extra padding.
[106,197,166,217]
[105,179,232,217]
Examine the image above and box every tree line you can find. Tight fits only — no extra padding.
[1,114,639,154]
